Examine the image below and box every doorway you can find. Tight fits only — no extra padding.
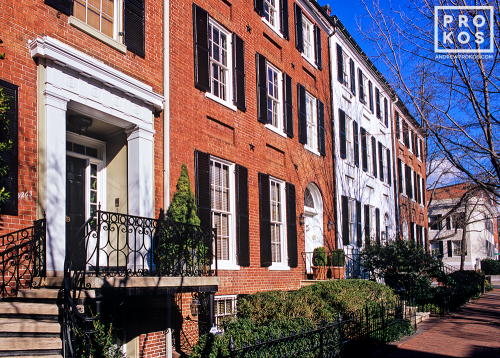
[303,183,323,274]
[66,155,86,268]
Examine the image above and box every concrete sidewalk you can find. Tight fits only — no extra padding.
[381,288,500,357]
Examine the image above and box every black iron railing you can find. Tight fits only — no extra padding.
[228,299,416,358]
[69,210,217,278]
[0,219,46,297]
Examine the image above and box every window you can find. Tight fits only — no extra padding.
[398,158,405,194]
[348,199,355,245]
[395,111,402,141]
[446,217,451,230]
[370,206,377,241]
[267,63,282,131]
[342,51,350,88]
[74,0,115,38]
[366,133,372,174]
[402,220,408,240]
[430,242,440,257]
[210,158,236,265]
[302,16,314,62]
[486,218,494,234]
[214,295,237,328]
[452,240,462,256]
[270,178,286,265]
[305,92,318,153]
[429,215,442,231]
[453,212,465,229]
[382,146,388,184]
[375,87,381,119]
[361,74,368,104]
[209,20,230,103]
[345,115,353,164]
[264,0,279,29]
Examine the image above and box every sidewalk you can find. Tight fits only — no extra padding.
[381,288,500,357]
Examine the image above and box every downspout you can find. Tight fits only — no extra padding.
[163,1,172,357]
[328,23,339,249]
[391,95,400,239]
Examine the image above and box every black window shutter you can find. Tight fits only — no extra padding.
[410,222,415,243]
[342,196,349,246]
[297,83,307,144]
[294,4,303,52]
[195,151,211,233]
[417,174,421,204]
[283,72,294,138]
[337,44,343,84]
[350,59,356,95]
[361,127,367,172]
[412,130,416,153]
[233,34,246,112]
[414,170,418,202]
[387,149,391,186]
[372,137,377,178]
[395,111,400,139]
[353,121,359,167]
[358,68,364,103]
[375,87,381,119]
[369,81,373,113]
[378,142,383,182]
[422,177,426,205]
[254,0,264,16]
[236,164,250,267]
[193,4,210,92]
[286,182,298,268]
[356,201,362,247]
[259,173,272,267]
[405,165,411,197]
[317,100,326,156]
[364,204,370,246]
[384,98,388,127]
[420,139,424,160]
[403,120,409,147]
[314,24,322,70]
[376,208,380,244]
[280,0,289,40]
[45,0,72,16]
[125,0,145,58]
[0,80,18,216]
[398,158,403,193]
[339,109,346,159]
[447,240,452,257]
[438,240,443,256]
[256,52,268,124]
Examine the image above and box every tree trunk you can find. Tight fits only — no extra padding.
[460,203,467,271]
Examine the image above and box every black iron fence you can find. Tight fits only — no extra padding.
[0,219,46,297]
[68,209,217,278]
[228,299,416,358]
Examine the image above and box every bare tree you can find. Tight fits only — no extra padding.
[357,0,500,198]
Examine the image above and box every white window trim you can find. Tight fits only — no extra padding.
[214,294,237,327]
[416,137,423,163]
[305,92,320,155]
[206,19,236,110]
[452,240,464,257]
[262,0,281,36]
[265,62,285,135]
[348,198,355,246]
[269,177,289,270]
[210,157,239,270]
[345,115,353,165]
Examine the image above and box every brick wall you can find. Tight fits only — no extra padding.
[169,0,334,296]
[0,0,164,232]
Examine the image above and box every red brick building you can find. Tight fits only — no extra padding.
[393,100,428,246]
[168,0,333,352]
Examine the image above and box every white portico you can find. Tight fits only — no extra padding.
[30,37,163,274]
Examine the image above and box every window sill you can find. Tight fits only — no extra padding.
[265,124,287,138]
[305,146,320,156]
[268,264,290,271]
[262,18,283,39]
[217,263,240,271]
[69,17,127,54]
[205,93,237,111]
[301,53,317,69]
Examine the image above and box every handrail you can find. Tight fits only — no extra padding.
[0,219,46,297]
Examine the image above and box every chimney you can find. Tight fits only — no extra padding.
[322,4,331,16]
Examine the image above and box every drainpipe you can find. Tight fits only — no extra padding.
[163,1,172,357]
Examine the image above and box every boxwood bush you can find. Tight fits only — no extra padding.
[481,258,500,275]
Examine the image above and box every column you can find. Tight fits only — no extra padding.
[44,90,69,274]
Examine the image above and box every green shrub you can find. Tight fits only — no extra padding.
[441,270,484,296]
[75,318,123,358]
[312,247,327,266]
[481,258,500,275]
[330,249,345,266]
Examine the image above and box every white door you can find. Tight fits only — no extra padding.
[304,184,323,274]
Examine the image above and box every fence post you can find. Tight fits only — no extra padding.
[229,335,236,358]
[96,209,101,276]
[338,312,343,355]
[320,321,324,357]
[381,301,385,343]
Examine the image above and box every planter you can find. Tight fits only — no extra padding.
[312,266,329,280]
[331,266,346,279]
